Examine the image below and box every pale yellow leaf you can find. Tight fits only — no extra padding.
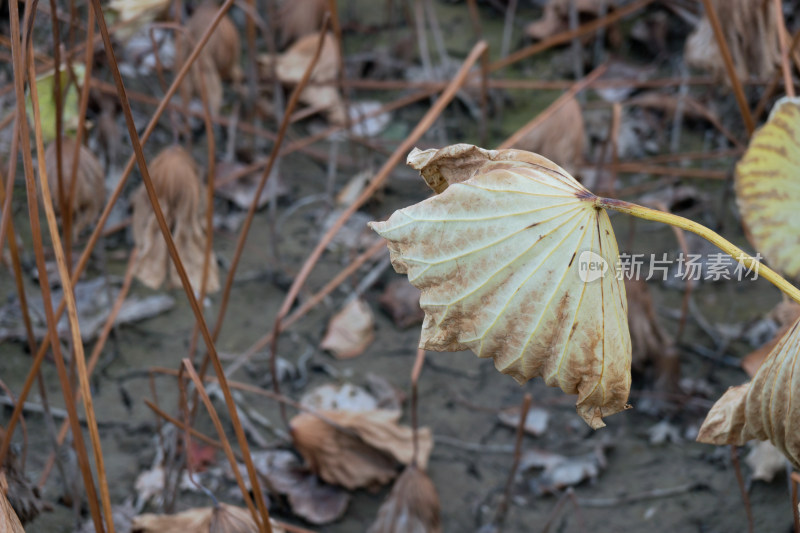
[369,144,631,428]
[735,97,800,277]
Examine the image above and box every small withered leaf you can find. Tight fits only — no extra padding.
[131,503,284,533]
[368,466,441,533]
[370,144,631,429]
[697,317,800,468]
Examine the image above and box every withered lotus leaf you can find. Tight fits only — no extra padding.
[186,2,242,82]
[369,144,631,429]
[44,137,105,238]
[368,466,441,533]
[132,146,220,293]
[290,409,432,490]
[132,503,284,533]
[734,97,800,278]
[697,316,800,468]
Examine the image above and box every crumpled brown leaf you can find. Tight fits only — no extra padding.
[0,472,24,533]
[320,298,375,359]
[44,136,105,238]
[278,0,328,48]
[510,96,585,177]
[368,466,441,533]
[370,144,631,429]
[684,0,780,82]
[252,450,349,525]
[131,146,219,293]
[131,503,284,533]
[290,409,433,490]
[185,2,242,82]
[697,316,800,468]
[259,32,346,124]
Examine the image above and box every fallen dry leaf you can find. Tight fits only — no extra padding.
[300,382,379,412]
[521,443,610,495]
[0,472,24,533]
[186,2,242,82]
[510,96,585,177]
[320,298,376,359]
[108,0,170,40]
[278,0,328,48]
[735,97,800,277]
[379,278,424,329]
[685,0,780,82]
[366,372,407,411]
[259,32,346,124]
[697,316,800,468]
[132,503,284,533]
[369,144,631,429]
[251,450,349,525]
[290,409,432,490]
[368,466,441,533]
[214,162,289,210]
[497,405,549,437]
[132,146,220,293]
[44,136,105,238]
[746,441,787,483]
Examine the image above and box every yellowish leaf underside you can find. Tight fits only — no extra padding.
[371,149,631,428]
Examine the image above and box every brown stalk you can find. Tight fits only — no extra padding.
[65,2,95,272]
[494,393,532,531]
[730,445,754,533]
[410,347,426,467]
[774,0,795,98]
[490,0,655,72]
[145,400,225,452]
[624,149,741,165]
[88,0,273,528]
[27,38,116,533]
[47,0,67,255]
[267,40,489,428]
[181,360,266,530]
[498,63,607,149]
[1,1,105,530]
[0,0,238,458]
[0,112,19,256]
[224,238,386,377]
[698,0,754,135]
[207,18,331,348]
[38,250,138,488]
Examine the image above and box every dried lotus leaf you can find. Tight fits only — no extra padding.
[186,2,242,82]
[370,145,631,429]
[697,317,800,468]
[44,137,105,238]
[131,503,284,533]
[132,146,219,293]
[368,466,442,533]
[734,97,800,278]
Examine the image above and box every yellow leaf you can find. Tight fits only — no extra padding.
[697,316,800,468]
[735,97,800,277]
[369,144,631,429]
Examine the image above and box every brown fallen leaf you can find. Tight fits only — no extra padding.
[366,372,407,411]
[186,2,242,82]
[697,317,800,468]
[259,32,346,125]
[300,383,379,412]
[131,146,220,293]
[44,136,105,238]
[131,503,284,532]
[320,298,375,359]
[278,0,328,48]
[108,0,170,40]
[521,442,610,495]
[370,144,631,429]
[252,450,349,525]
[742,301,800,377]
[368,466,441,533]
[379,278,425,329]
[290,409,432,490]
[0,472,25,533]
[174,13,224,116]
[684,0,780,82]
[510,96,585,177]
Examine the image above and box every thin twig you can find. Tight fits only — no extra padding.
[731,445,754,533]
[493,393,532,532]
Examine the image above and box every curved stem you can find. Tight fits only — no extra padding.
[598,197,800,305]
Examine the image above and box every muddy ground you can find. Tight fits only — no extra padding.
[1,1,796,532]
